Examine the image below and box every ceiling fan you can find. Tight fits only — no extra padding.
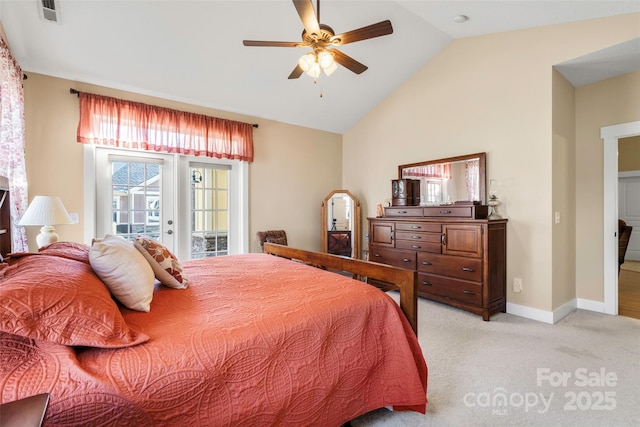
[242,0,393,80]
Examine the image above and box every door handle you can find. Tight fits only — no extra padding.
[167,230,173,235]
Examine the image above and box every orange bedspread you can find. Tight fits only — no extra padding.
[1,253,427,426]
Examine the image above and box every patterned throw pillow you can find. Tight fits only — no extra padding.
[134,237,188,289]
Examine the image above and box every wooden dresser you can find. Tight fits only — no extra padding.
[368,206,507,320]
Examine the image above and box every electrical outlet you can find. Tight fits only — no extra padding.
[513,278,523,293]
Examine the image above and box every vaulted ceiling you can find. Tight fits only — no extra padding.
[2,1,639,133]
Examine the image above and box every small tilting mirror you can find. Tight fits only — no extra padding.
[321,190,361,259]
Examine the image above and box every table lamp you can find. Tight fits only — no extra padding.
[18,196,74,248]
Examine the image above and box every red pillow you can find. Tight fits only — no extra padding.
[0,254,148,348]
[39,241,91,264]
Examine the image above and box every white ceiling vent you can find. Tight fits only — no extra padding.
[39,0,60,23]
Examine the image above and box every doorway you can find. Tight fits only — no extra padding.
[601,121,640,315]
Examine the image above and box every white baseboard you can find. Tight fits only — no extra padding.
[576,298,605,313]
[507,298,606,324]
[506,302,555,324]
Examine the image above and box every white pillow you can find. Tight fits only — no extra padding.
[89,234,155,312]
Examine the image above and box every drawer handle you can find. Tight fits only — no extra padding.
[463,290,476,295]
[410,225,421,229]
[411,245,421,249]
[398,210,408,214]
[373,253,381,257]
[440,210,452,214]
[402,258,412,263]
[421,281,432,286]
[411,235,421,239]
[462,267,475,272]
[421,261,432,265]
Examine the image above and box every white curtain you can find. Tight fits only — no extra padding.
[0,37,28,251]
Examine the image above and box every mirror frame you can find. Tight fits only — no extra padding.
[398,152,487,204]
[321,190,361,259]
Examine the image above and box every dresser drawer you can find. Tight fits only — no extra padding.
[368,246,416,269]
[417,252,482,281]
[396,240,441,253]
[395,231,441,243]
[385,207,423,217]
[396,222,441,233]
[423,205,488,219]
[418,273,482,305]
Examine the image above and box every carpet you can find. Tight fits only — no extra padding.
[352,293,640,427]
[621,261,640,273]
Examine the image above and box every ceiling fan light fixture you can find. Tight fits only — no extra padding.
[306,62,321,79]
[317,50,334,69]
[323,61,337,76]
[298,52,316,72]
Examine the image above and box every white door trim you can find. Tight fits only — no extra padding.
[601,120,640,315]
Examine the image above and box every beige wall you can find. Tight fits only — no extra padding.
[575,70,640,301]
[619,136,640,172]
[552,70,576,309]
[344,14,639,313]
[22,73,342,253]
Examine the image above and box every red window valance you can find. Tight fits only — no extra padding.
[76,92,254,162]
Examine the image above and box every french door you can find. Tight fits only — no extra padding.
[91,147,248,259]
[95,149,175,250]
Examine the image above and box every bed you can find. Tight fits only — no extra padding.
[0,235,427,425]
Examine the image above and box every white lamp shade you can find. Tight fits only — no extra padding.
[298,52,315,72]
[18,196,73,226]
[317,50,334,69]
[323,61,338,76]
[306,62,321,79]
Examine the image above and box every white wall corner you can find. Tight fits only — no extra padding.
[552,299,578,323]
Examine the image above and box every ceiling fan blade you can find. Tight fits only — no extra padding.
[331,20,393,45]
[243,40,302,48]
[293,0,320,37]
[288,64,304,79]
[331,49,368,74]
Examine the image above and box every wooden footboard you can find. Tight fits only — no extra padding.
[263,243,419,334]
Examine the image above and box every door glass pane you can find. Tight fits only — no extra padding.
[111,161,161,240]
[190,165,229,258]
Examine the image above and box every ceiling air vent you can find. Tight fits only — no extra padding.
[40,0,59,22]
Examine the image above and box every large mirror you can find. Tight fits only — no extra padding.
[321,190,361,259]
[398,152,486,205]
